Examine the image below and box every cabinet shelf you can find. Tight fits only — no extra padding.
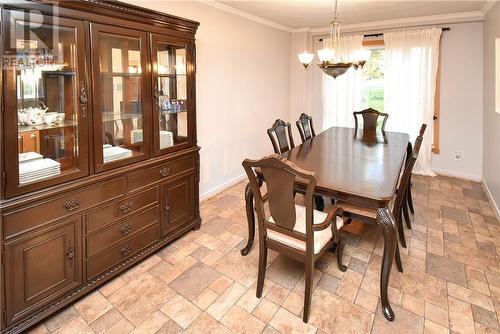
[18,120,78,133]
[101,72,142,77]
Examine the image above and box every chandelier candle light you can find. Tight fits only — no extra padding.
[298,0,370,78]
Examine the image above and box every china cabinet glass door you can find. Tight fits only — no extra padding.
[3,10,89,197]
[91,24,150,171]
[151,35,194,155]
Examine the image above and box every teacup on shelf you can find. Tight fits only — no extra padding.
[44,112,65,126]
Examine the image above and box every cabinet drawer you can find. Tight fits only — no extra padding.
[86,206,158,257]
[127,155,194,192]
[86,224,160,280]
[86,188,158,233]
[3,178,125,239]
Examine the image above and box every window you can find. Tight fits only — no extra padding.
[360,45,385,112]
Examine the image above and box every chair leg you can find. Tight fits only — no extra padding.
[402,199,412,230]
[395,243,403,273]
[336,233,347,272]
[303,257,314,323]
[395,210,407,248]
[256,240,268,298]
[314,195,324,212]
[407,182,415,214]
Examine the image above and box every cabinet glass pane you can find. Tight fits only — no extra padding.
[156,43,188,149]
[99,33,144,164]
[13,21,81,186]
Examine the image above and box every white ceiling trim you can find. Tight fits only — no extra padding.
[200,0,292,32]
[481,1,498,14]
[205,1,486,34]
[299,10,485,34]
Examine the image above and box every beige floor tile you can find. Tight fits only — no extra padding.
[184,313,231,334]
[155,320,183,334]
[449,296,475,334]
[194,233,223,250]
[338,269,364,302]
[425,302,449,328]
[206,282,247,320]
[130,311,170,334]
[99,277,127,298]
[44,306,79,332]
[269,308,317,334]
[53,316,94,334]
[168,261,221,300]
[424,319,449,334]
[220,305,266,334]
[74,291,113,324]
[193,288,219,310]
[25,324,49,334]
[447,282,495,311]
[252,299,279,323]
[160,294,202,329]
[355,289,379,313]
[266,284,290,306]
[158,256,197,284]
[89,308,124,334]
[402,293,425,317]
[109,272,176,325]
[372,304,424,334]
[209,275,234,294]
[103,318,134,334]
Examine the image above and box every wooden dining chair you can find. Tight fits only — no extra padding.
[402,124,427,229]
[267,119,295,154]
[242,154,346,323]
[353,108,389,132]
[296,113,316,143]
[268,119,325,211]
[335,124,426,272]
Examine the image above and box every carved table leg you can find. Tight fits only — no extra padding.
[376,206,397,321]
[241,182,255,256]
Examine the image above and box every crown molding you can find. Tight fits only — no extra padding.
[200,0,292,32]
[303,11,485,34]
[481,0,498,15]
[199,2,487,35]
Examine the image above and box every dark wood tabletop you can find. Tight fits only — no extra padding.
[282,127,409,206]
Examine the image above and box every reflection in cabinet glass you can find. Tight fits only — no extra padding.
[98,32,145,164]
[9,13,85,187]
[155,41,188,150]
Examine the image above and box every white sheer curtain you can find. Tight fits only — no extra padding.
[384,28,441,176]
[322,35,364,130]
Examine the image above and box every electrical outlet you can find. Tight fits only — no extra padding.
[455,152,461,160]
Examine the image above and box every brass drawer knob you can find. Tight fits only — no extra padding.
[119,224,133,235]
[119,244,133,256]
[64,198,81,211]
[119,201,134,214]
[159,167,170,177]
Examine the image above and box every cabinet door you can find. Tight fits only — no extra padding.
[3,10,90,198]
[151,34,195,156]
[160,174,195,235]
[4,216,82,325]
[91,24,151,172]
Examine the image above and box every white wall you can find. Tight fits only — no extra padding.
[292,22,484,180]
[432,22,483,180]
[120,1,291,198]
[483,2,500,213]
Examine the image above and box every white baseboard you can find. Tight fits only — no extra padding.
[432,168,482,182]
[481,180,500,221]
[200,173,247,202]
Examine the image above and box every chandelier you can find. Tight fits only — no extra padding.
[297,0,369,78]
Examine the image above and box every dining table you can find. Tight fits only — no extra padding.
[240,126,410,322]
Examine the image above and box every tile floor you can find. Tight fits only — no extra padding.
[27,175,500,334]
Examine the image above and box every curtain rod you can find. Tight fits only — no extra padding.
[363,27,450,38]
[319,27,450,41]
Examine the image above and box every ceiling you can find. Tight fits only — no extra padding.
[217,1,488,29]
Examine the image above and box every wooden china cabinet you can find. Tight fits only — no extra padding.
[0,1,200,333]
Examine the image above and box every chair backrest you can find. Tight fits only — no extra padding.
[296,113,316,143]
[267,119,295,154]
[394,124,426,211]
[242,154,317,245]
[353,108,389,132]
